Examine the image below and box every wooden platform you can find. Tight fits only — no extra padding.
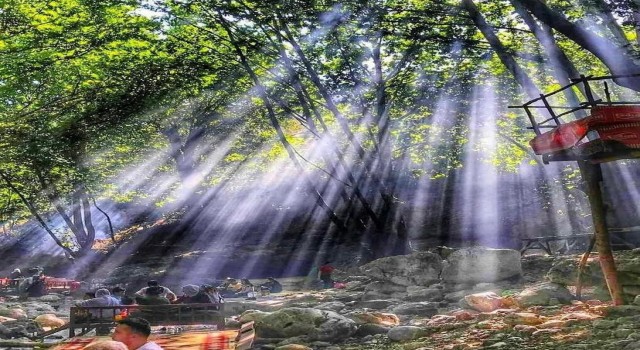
[520,226,640,255]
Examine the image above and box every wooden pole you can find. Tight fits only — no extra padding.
[578,161,625,305]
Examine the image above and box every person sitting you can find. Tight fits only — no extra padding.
[219,278,242,298]
[10,268,23,279]
[135,286,170,305]
[111,317,164,350]
[173,284,200,304]
[76,288,121,319]
[111,286,126,303]
[134,280,176,302]
[202,285,223,306]
[259,277,282,295]
[21,270,47,298]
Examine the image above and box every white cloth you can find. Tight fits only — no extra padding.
[136,341,164,350]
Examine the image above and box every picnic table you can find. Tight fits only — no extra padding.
[58,303,254,350]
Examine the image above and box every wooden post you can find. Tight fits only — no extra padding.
[578,160,625,305]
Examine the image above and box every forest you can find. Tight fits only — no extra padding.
[2,0,640,274]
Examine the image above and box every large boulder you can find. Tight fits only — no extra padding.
[515,282,574,307]
[346,311,400,326]
[359,252,442,286]
[387,326,427,342]
[34,314,66,328]
[391,302,438,317]
[441,247,522,284]
[241,307,357,341]
[464,292,505,313]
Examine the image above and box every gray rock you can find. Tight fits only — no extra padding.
[387,326,425,342]
[515,282,574,307]
[359,252,442,286]
[314,302,346,312]
[391,302,438,317]
[354,323,390,337]
[248,307,357,342]
[364,281,407,294]
[404,286,444,301]
[606,305,640,318]
[356,300,395,309]
[441,247,522,284]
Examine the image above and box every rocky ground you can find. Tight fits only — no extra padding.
[3,247,640,350]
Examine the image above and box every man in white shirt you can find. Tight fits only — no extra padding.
[111,317,164,350]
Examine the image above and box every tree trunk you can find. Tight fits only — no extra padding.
[511,0,594,111]
[79,188,96,252]
[577,0,629,48]
[0,170,76,257]
[462,0,543,101]
[517,0,640,91]
[578,161,625,305]
[218,13,347,231]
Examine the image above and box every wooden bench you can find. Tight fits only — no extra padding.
[69,303,225,337]
[521,226,640,255]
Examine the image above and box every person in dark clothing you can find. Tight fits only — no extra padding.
[136,286,170,305]
[23,271,47,297]
[259,277,282,294]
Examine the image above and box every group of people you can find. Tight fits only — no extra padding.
[218,277,282,298]
[8,267,48,298]
[78,276,285,318]
[77,280,224,317]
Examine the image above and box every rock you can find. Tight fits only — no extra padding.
[354,323,391,337]
[605,305,640,318]
[315,302,346,312]
[441,247,522,284]
[38,294,62,302]
[515,282,574,307]
[0,324,11,338]
[387,326,426,342]
[34,314,66,328]
[275,344,312,350]
[0,316,17,324]
[0,309,26,320]
[464,292,504,312]
[249,307,357,341]
[405,286,444,301]
[391,302,438,317]
[359,252,442,286]
[503,312,544,326]
[537,320,566,329]
[346,311,400,326]
[364,281,407,294]
[444,290,469,303]
[356,299,396,309]
[239,310,270,323]
[425,315,457,327]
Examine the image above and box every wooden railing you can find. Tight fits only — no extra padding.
[69,303,225,337]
